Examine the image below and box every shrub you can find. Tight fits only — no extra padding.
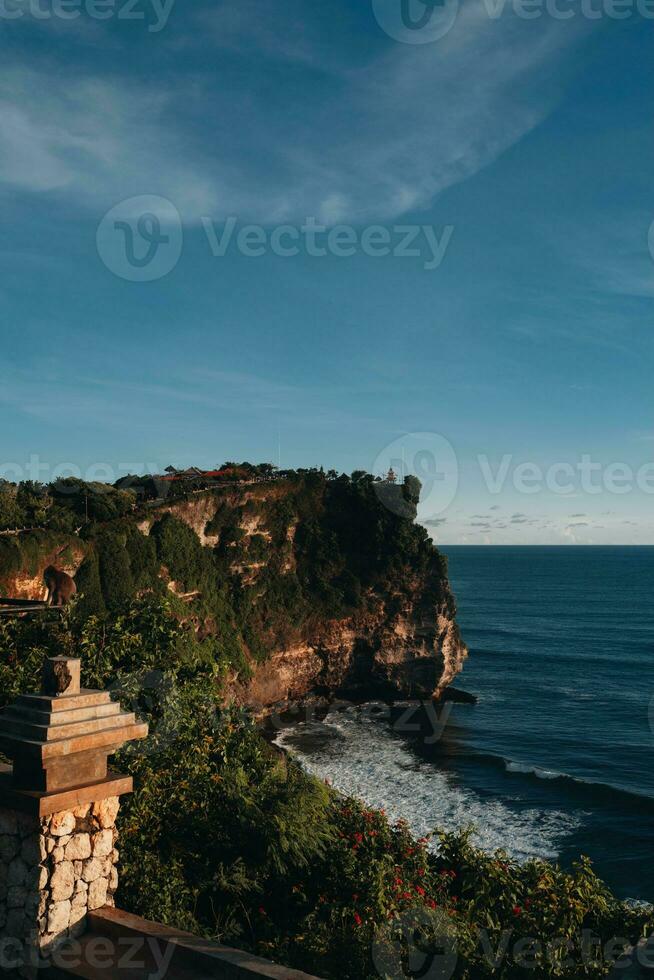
[74,555,106,619]
[0,593,650,979]
[151,514,211,590]
[95,529,135,611]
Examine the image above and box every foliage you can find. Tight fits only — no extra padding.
[74,555,106,619]
[0,530,82,590]
[0,478,135,533]
[50,478,136,524]
[0,593,651,979]
[151,515,211,591]
[124,526,160,592]
[0,612,76,710]
[0,482,24,531]
[260,806,653,979]
[95,529,135,612]
[2,470,442,672]
[117,695,333,941]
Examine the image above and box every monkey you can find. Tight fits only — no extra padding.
[43,566,77,607]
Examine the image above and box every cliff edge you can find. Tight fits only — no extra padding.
[0,472,467,706]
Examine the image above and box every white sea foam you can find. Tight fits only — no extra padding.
[504,761,562,780]
[275,711,582,863]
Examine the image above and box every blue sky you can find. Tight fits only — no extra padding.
[0,0,652,543]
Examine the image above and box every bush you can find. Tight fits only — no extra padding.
[151,514,211,590]
[74,555,106,619]
[125,527,159,591]
[0,593,650,979]
[96,529,135,611]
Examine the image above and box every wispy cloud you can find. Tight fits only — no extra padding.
[0,2,589,224]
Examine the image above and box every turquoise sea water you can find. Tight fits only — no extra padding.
[277,546,654,902]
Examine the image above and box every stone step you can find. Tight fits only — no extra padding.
[2,700,122,727]
[0,709,135,743]
[0,721,149,761]
[18,691,112,713]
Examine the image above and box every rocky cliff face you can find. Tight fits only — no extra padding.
[0,534,85,602]
[1,478,468,707]
[241,565,467,709]
[147,487,468,708]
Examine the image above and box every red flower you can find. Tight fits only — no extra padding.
[258,907,266,916]
[415,886,426,897]
[513,906,522,916]
[354,912,363,927]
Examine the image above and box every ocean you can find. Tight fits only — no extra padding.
[275,546,654,903]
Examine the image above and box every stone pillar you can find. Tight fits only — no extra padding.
[0,657,147,974]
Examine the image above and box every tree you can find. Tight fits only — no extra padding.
[74,555,106,619]
[96,530,134,611]
[0,482,23,531]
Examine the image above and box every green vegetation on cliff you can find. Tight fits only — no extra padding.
[0,599,650,979]
[1,469,650,977]
[1,471,447,681]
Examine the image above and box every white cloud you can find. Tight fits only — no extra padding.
[0,4,589,224]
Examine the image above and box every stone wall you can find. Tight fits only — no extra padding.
[0,797,120,970]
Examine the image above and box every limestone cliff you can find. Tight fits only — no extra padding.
[0,475,467,707]
[0,532,85,602]
[240,565,467,709]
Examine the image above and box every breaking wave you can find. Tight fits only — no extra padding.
[275,710,582,863]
